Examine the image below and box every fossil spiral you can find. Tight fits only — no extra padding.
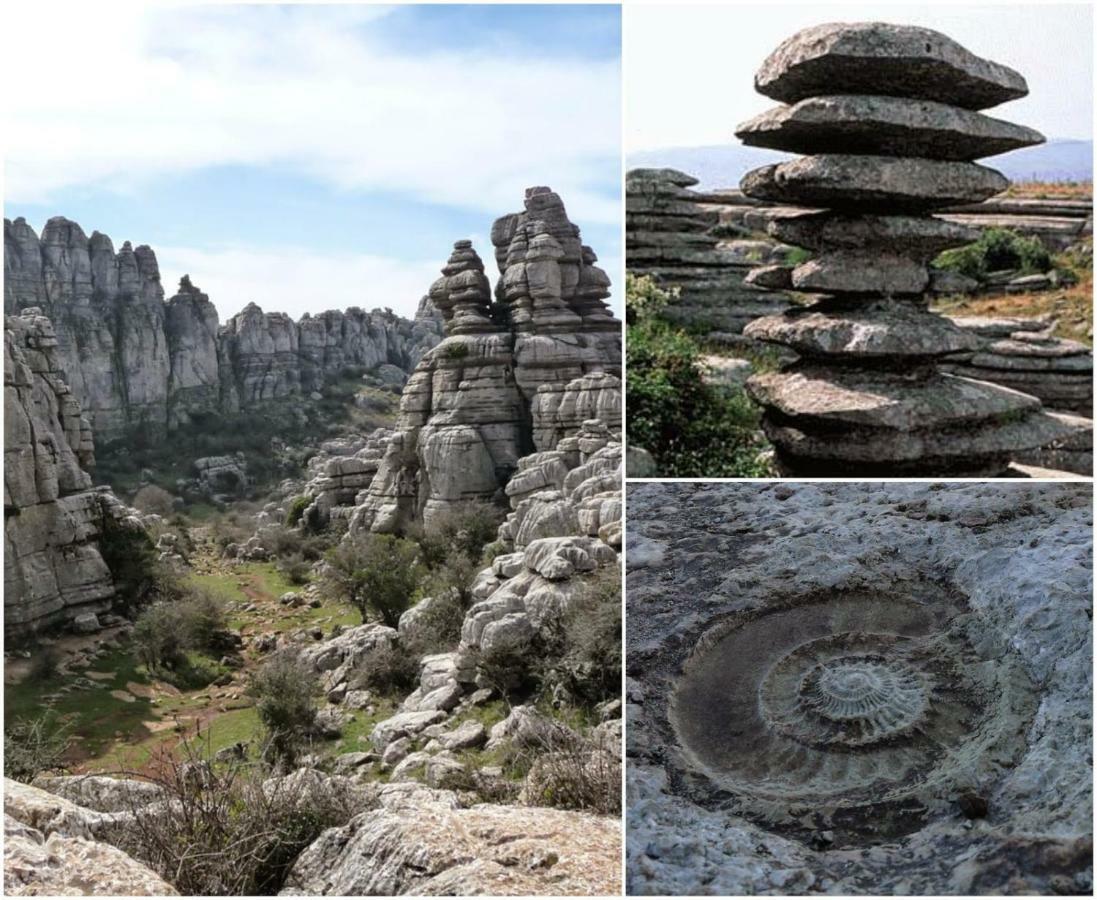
[669,591,1037,843]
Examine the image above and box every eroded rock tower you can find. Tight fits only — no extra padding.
[736,23,1086,475]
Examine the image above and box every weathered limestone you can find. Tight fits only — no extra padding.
[4,310,138,635]
[4,217,443,444]
[753,22,1029,109]
[626,167,792,333]
[351,188,621,532]
[736,22,1081,475]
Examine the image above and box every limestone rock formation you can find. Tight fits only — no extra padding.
[735,22,1083,475]
[4,310,138,635]
[280,786,621,896]
[626,168,792,333]
[4,778,177,896]
[352,188,621,533]
[4,217,444,444]
[627,481,1092,895]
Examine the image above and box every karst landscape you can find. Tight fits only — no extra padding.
[3,187,624,895]
[627,22,1093,478]
[626,480,1093,895]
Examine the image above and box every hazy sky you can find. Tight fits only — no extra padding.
[4,4,622,321]
[627,3,1093,152]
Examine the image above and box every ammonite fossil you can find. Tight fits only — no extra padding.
[668,590,1038,845]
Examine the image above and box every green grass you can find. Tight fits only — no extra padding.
[6,649,156,760]
[331,697,396,755]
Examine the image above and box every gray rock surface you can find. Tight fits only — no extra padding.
[350,187,620,533]
[626,168,792,334]
[5,310,139,634]
[754,22,1029,109]
[626,482,1092,895]
[733,22,1086,476]
[4,218,444,444]
[737,94,1044,160]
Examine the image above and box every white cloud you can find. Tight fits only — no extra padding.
[4,3,621,226]
[627,3,1092,153]
[157,244,443,322]
[158,241,622,323]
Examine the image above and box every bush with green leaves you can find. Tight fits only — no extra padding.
[624,272,677,325]
[284,495,310,527]
[97,515,166,616]
[413,500,505,569]
[935,227,1052,281]
[627,313,771,478]
[277,552,311,585]
[248,651,319,765]
[322,533,425,627]
[348,643,420,696]
[131,588,228,672]
[550,565,621,705]
[4,713,72,782]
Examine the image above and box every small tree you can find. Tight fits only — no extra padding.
[248,651,318,765]
[322,533,425,627]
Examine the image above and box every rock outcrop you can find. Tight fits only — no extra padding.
[625,168,792,333]
[351,187,621,533]
[626,481,1092,895]
[4,777,177,896]
[4,217,444,443]
[734,22,1086,475]
[280,789,621,896]
[5,310,139,635]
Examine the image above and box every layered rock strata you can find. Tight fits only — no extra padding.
[626,168,792,333]
[351,188,621,532]
[4,217,443,443]
[4,310,138,635]
[735,22,1084,475]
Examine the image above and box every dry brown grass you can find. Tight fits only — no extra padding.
[1002,180,1092,200]
[934,278,1092,346]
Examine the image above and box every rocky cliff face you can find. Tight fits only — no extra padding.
[4,310,138,635]
[4,217,444,443]
[351,187,621,533]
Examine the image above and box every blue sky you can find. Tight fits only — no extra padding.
[4,4,622,321]
[628,4,1092,152]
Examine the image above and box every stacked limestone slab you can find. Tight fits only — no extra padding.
[626,168,792,333]
[351,188,621,533]
[735,22,1086,476]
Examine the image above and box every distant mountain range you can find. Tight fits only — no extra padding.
[628,140,1093,190]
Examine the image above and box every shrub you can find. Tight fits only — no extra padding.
[549,565,621,705]
[132,603,189,670]
[115,737,355,895]
[414,501,505,569]
[520,729,621,815]
[97,516,164,616]
[418,552,478,609]
[132,484,176,517]
[627,315,771,477]
[26,645,61,683]
[399,589,466,657]
[441,342,470,360]
[935,227,1052,280]
[131,588,228,672]
[248,651,319,765]
[322,533,425,627]
[348,643,419,696]
[285,496,310,527]
[4,713,72,782]
[625,272,676,325]
[277,552,311,585]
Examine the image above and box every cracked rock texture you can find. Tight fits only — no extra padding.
[626,481,1092,895]
[351,187,620,533]
[5,310,139,635]
[4,218,443,443]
